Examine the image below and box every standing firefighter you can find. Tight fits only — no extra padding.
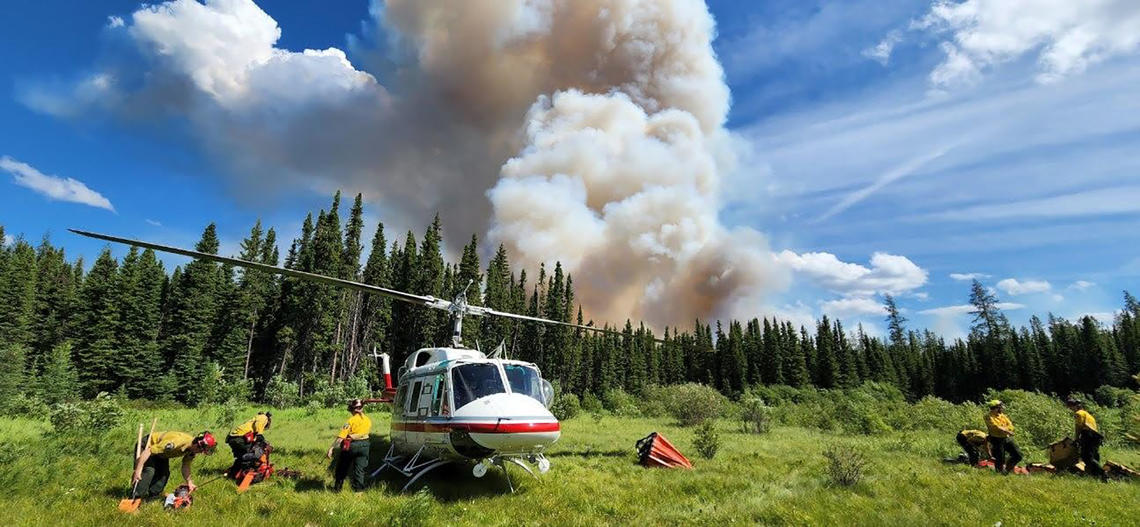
[327,398,371,492]
[131,431,217,499]
[226,411,272,477]
[1067,398,1107,481]
[983,400,1022,474]
[955,429,990,466]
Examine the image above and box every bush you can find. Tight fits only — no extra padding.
[823,444,867,487]
[218,378,253,404]
[582,392,605,414]
[264,375,300,408]
[984,389,1070,448]
[662,383,729,426]
[50,392,124,436]
[1124,394,1140,444]
[39,342,79,405]
[345,372,372,400]
[693,420,720,459]
[3,393,48,418]
[602,388,640,417]
[306,377,349,408]
[214,398,244,430]
[738,397,773,434]
[1094,385,1135,408]
[550,393,581,421]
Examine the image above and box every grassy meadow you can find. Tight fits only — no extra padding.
[1,395,1139,527]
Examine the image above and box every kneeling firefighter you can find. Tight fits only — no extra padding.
[131,431,217,499]
[327,398,371,492]
[955,428,990,466]
[226,411,272,477]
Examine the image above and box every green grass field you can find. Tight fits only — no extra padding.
[1,406,1138,526]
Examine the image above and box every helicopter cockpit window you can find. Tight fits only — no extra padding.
[451,364,506,410]
[503,364,543,403]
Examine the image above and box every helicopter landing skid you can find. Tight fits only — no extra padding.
[371,445,452,492]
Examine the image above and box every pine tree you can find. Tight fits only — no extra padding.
[781,322,810,387]
[359,221,391,366]
[75,248,120,396]
[455,234,483,346]
[161,225,221,404]
[115,247,166,397]
[414,215,445,348]
[483,244,513,350]
[30,236,77,372]
[0,237,37,350]
[814,317,838,389]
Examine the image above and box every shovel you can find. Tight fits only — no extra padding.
[118,418,157,513]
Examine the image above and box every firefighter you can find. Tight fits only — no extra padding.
[983,400,1022,474]
[130,431,217,499]
[226,411,272,477]
[1067,398,1107,481]
[955,428,990,466]
[327,398,372,492]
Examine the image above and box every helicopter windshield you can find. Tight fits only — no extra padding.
[451,363,506,410]
[503,364,543,403]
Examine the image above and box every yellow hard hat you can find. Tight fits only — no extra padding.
[987,399,1003,408]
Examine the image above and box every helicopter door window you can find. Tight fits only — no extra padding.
[451,363,506,410]
[417,383,432,417]
[430,375,445,416]
[503,364,544,403]
[407,381,422,414]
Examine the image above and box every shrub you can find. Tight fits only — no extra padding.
[264,375,300,408]
[581,392,605,414]
[637,385,671,418]
[550,393,581,421]
[602,388,640,417]
[1094,385,1135,408]
[218,378,253,404]
[345,372,371,399]
[738,397,773,434]
[50,392,124,436]
[693,420,720,459]
[984,389,1070,448]
[663,383,729,426]
[38,342,79,405]
[3,393,48,418]
[1124,394,1140,444]
[306,377,349,408]
[214,398,244,430]
[823,444,867,487]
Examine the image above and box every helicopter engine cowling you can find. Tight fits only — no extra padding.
[450,392,561,455]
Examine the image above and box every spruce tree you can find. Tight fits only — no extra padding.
[31,236,77,372]
[161,224,221,404]
[359,221,391,363]
[75,248,120,396]
[0,237,37,350]
[39,341,79,405]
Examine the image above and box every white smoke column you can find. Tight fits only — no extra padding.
[479,0,785,328]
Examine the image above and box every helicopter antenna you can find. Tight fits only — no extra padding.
[69,229,664,346]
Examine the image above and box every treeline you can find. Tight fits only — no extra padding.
[1,192,1139,407]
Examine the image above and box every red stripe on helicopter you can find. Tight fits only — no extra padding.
[392,422,560,434]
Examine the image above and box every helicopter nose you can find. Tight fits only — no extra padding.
[450,393,561,454]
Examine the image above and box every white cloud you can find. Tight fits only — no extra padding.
[107,15,125,28]
[1,156,115,211]
[996,278,1051,296]
[775,250,928,297]
[145,218,163,227]
[815,144,952,222]
[912,0,1140,88]
[919,302,1025,316]
[863,30,902,66]
[17,73,117,118]
[923,186,1140,222]
[950,272,989,281]
[1069,280,1095,291]
[1051,294,1064,302]
[821,297,887,318]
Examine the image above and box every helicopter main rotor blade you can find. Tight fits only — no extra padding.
[69,229,450,310]
[470,306,666,343]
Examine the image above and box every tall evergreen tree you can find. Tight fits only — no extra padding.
[161,225,221,403]
[75,248,120,396]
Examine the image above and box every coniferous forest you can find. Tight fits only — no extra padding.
[2,191,1139,408]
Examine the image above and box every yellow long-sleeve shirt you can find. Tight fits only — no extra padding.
[147,431,195,459]
[337,413,371,440]
[229,414,270,437]
[1074,409,1098,437]
[984,413,1014,438]
[960,429,988,446]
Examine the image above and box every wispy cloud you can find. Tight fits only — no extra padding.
[950,272,989,281]
[821,296,887,318]
[1069,280,1095,291]
[996,278,1051,296]
[815,144,953,222]
[919,302,1025,316]
[145,218,163,227]
[920,186,1140,223]
[0,156,115,211]
[862,30,902,66]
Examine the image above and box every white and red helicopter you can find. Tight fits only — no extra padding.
[71,229,629,491]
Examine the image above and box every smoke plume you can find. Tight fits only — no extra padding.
[26,0,797,328]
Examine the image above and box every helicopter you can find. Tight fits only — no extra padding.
[70,228,640,492]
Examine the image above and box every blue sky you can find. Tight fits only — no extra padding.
[2,0,1137,337]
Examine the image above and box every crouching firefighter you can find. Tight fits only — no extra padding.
[327,398,371,492]
[226,411,272,477]
[955,428,990,466]
[130,431,217,499]
[1067,398,1107,481]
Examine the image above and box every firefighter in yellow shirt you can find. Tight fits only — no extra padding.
[226,411,272,477]
[955,429,990,466]
[327,399,372,491]
[983,400,1022,474]
[1067,398,1107,481]
[130,431,217,499]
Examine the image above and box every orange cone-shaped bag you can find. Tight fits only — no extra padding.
[636,432,693,469]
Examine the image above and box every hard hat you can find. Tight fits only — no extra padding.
[987,399,1003,408]
[1065,397,1082,407]
[347,398,364,411]
[195,432,217,451]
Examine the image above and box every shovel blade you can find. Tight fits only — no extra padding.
[236,473,255,493]
[118,498,141,512]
